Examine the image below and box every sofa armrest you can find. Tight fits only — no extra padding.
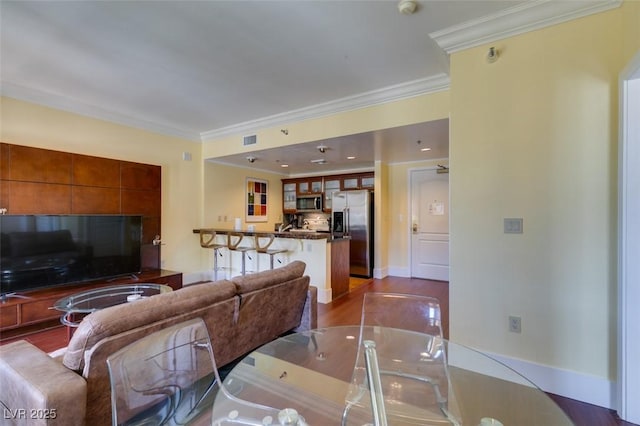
[0,341,87,426]
[294,285,317,332]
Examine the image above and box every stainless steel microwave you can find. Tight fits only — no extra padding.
[296,195,323,211]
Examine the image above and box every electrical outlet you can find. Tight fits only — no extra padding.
[509,316,522,333]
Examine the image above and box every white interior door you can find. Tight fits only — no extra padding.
[410,169,449,280]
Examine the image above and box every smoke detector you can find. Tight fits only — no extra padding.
[398,0,418,15]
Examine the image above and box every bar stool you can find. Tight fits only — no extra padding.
[199,230,227,280]
[227,232,254,276]
[254,234,288,270]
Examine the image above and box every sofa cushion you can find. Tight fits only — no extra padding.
[231,260,306,294]
[63,280,236,371]
[233,275,311,358]
[0,341,87,426]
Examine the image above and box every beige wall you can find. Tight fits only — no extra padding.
[202,161,284,233]
[202,91,450,158]
[450,7,626,380]
[0,97,204,274]
[622,0,640,63]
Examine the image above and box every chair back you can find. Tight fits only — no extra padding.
[254,234,275,253]
[108,317,304,425]
[343,293,460,426]
[107,318,218,425]
[360,292,442,336]
[200,230,224,248]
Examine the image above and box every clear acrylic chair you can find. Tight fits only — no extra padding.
[342,293,460,426]
[107,318,306,426]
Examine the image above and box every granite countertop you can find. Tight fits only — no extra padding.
[193,228,339,240]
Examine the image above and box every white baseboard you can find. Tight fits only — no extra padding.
[373,267,388,279]
[486,351,615,409]
[387,266,411,277]
[316,286,331,304]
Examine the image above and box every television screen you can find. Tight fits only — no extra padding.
[1,215,142,296]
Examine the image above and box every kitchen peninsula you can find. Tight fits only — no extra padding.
[193,229,349,303]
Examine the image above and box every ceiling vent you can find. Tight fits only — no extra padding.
[243,135,257,146]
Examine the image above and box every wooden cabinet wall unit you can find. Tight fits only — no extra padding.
[0,270,183,339]
[0,142,162,270]
[0,142,174,339]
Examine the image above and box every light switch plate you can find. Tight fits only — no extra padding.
[504,218,523,234]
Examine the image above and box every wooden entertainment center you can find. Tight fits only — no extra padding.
[0,142,182,339]
[0,270,182,339]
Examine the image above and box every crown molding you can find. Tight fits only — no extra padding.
[0,82,202,141]
[430,0,623,54]
[200,74,450,141]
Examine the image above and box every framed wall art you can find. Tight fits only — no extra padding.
[246,177,268,222]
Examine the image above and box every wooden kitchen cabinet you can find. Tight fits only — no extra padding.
[282,181,297,213]
[282,172,374,213]
[297,177,323,195]
[323,178,341,212]
[341,172,374,190]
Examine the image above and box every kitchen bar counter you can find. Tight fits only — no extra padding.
[192,228,335,240]
[193,228,349,303]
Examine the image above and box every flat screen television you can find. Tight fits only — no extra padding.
[1,215,142,297]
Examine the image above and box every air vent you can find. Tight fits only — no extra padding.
[243,135,257,146]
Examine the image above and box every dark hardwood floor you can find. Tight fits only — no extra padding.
[1,275,635,426]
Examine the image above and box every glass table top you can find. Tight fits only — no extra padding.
[53,283,172,314]
[210,326,574,426]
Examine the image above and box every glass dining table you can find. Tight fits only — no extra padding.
[203,325,573,426]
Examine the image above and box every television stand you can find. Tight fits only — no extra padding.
[107,273,140,282]
[0,269,182,340]
[0,293,33,304]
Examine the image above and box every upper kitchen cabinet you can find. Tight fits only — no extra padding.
[340,172,375,190]
[282,181,297,213]
[323,177,341,212]
[297,177,323,195]
[282,172,374,213]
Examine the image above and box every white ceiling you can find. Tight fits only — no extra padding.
[0,0,618,174]
[212,118,450,175]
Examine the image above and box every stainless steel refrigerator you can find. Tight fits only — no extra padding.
[331,190,373,278]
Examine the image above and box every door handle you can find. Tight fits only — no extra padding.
[412,223,418,233]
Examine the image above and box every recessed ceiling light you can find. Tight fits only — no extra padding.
[310,159,327,165]
[280,164,289,168]
[347,156,356,160]
[421,148,431,152]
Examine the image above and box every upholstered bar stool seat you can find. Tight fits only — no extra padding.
[227,232,254,275]
[199,230,227,280]
[255,234,288,270]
